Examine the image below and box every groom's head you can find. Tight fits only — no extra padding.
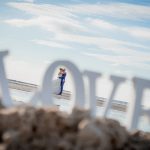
[59,68,63,71]
[59,68,65,72]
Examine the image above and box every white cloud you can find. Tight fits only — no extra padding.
[87,18,150,40]
[17,0,35,3]
[83,52,150,71]
[88,18,117,30]
[5,2,150,43]
[5,2,86,33]
[71,0,82,2]
[5,2,150,40]
[5,15,150,41]
[69,3,150,20]
[55,32,148,55]
[7,2,150,21]
[4,2,150,70]
[125,27,150,39]
[4,18,36,27]
[7,2,75,19]
[33,39,71,49]
[25,0,34,2]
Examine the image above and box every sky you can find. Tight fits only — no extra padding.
[0,0,150,102]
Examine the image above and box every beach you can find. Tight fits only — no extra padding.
[8,79,127,112]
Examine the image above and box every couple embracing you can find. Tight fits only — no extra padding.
[56,68,67,95]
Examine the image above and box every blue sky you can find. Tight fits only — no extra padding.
[0,0,150,87]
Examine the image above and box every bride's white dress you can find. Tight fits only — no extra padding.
[52,78,61,94]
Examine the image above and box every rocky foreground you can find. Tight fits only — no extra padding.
[0,106,150,150]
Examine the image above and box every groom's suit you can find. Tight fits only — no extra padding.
[58,72,66,95]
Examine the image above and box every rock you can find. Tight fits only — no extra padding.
[0,106,150,150]
[57,139,73,150]
[77,118,128,150]
[124,130,150,150]
[0,144,6,150]
[2,130,19,144]
[77,119,108,150]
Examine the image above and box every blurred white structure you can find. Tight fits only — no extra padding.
[0,51,13,107]
[0,50,150,131]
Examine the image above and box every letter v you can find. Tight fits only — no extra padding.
[103,75,126,117]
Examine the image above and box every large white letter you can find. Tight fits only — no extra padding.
[30,60,85,109]
[83,71,101,116]
[0,51,13,107]
[103,75,126,117]
[127,77,150,130]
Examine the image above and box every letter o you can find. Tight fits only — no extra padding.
[40,60,85,109]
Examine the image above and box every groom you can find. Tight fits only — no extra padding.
[58,68,67,95]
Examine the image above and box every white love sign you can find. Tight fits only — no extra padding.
[0,51,13,107]
[0,50,150,131]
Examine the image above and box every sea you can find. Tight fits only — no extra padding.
[10,88,150,132]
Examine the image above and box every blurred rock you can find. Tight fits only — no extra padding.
[77,118,128,150]
[0,106,150,150]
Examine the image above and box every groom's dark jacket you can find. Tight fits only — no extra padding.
[59,72,66,85]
